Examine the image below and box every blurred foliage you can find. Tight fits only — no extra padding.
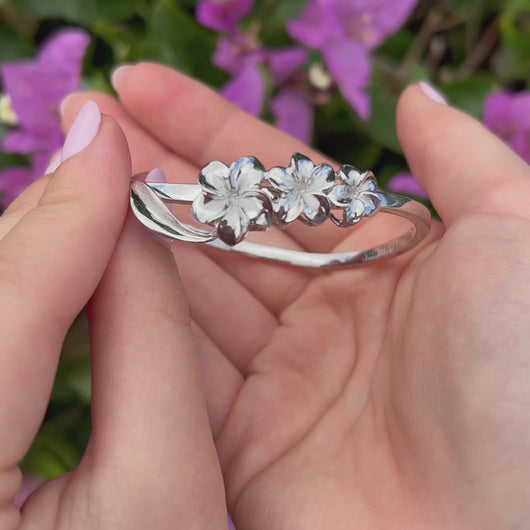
[0,0,528,480]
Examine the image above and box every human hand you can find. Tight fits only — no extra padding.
[0,101,228,529]
[62,65,530,530]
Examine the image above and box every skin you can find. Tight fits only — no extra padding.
[1,63,530,529]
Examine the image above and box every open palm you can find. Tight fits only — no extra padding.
[59,64,530,530]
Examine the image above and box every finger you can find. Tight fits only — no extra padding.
[397,84,530,225]
[85,213,228,530]
[0,102,131,470]
[191,319,243,438]
[61,92,311,315]
[0,176,50,239]
[111,62,355,252]
[174,245,279,372]
[61,91,198,177]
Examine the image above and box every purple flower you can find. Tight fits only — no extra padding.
[211,31,311,141]
[0,28,89,207]
[196,0,254,32]
[287,0,419,119]
[222,59,265,116]
[483,90,530,163]
[0,166,36,207]
[270,88,313,145]
[386,171,428,198]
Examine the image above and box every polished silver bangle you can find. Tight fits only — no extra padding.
[130,153,431,269]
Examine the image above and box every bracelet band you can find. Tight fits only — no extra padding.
[130,153,431,269]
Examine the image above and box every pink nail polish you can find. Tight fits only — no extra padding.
[61,100,101,162]
[44,151,61,174]
[145,167,167,183]
[419,81,447,105]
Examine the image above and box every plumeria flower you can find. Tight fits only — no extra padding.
[191,156,272,245]
[328,165,381,225]
[266,153,335,225]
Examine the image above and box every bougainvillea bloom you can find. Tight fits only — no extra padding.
[483,90,530,163]
[287,0,419,119]
[0,28,89,207]
[386,171,428,198]
[196,0,254,32]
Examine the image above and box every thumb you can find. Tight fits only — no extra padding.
[397,83,530,226]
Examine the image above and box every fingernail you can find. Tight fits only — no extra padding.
[44,151,61,174]
[59,92,79,116]
[111,64,133,92]
[419,81,447,105]
[61,100,101,162]
[145,167,167,183]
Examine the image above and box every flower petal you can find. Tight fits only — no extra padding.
[360,191,381,215]
[269,88,314,144]
[267,47,307,85]
[338,164,364,187]
[218,204,249,245]
[238,194,272,228]
[196,0,253,32]
[308,163,335,192]
[199,160,231,195]
[222,60,265,117]
[291,152,315,183]
[322,39,371,120]
[191,194,228,224]
[387,171,428,198]
[345,198,365,224]
[267,166,295,191]
[278,192,305,223]
[302,193,330,225]
[327,184,350,206]
[231,156,264,192]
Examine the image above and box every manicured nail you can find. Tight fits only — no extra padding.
[59,92,79,116]
[44,151,61,174]
[61,100,101,162]
[419,81,447,105]
[145,167,167,183]
[111,64,133,92]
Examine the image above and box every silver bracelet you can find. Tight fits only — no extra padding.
[130,153,431,269]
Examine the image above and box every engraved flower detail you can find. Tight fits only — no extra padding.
[266,152,335,225]
[328,165,381,225]
[191,156,272,245]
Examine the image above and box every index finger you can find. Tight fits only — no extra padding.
[111,62,348,252]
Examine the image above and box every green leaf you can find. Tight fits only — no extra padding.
[500,1,530,79]
[11,0,97,24]
[95,0,148,21]
[11,0,146,23]
[21,431,80,479]
[0,21,33,61]
[363,69,402,154]
[441,74,496,119]
[146,0,223,84]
